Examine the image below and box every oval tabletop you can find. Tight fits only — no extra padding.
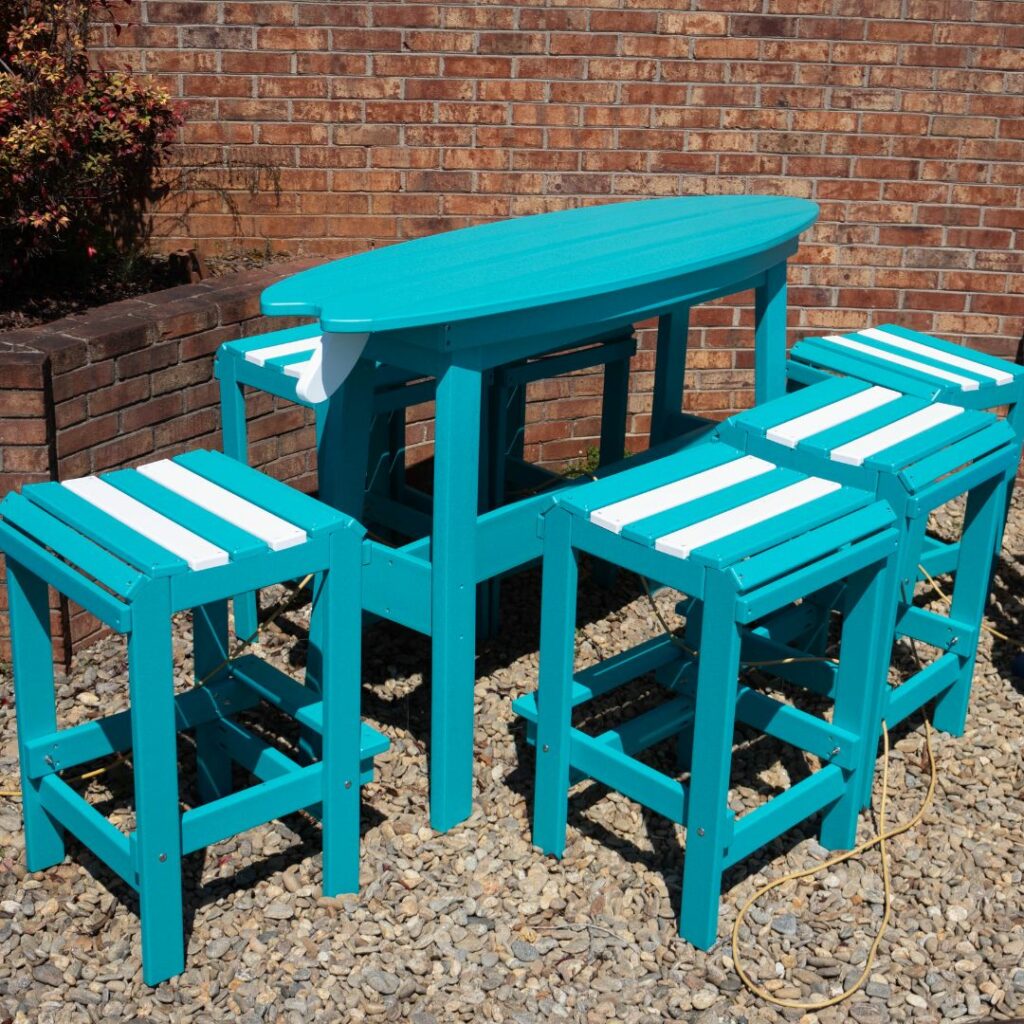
[261,194,817,337]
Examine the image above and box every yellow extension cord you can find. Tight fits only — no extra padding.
[0,574,314,800]
[731,718,937,1011]
[639,575,940,1012]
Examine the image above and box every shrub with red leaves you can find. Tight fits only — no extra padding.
[0,0,182,288]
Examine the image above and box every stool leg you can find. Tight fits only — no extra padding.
[651,309,689,446]
[387,408,409,506]
[533,509,578,858]
[932,474,1005,735]
[680,574,741,949]
[220,375,259,641]
[129,580,185,985]
[820,558,894,851]
[321,530,363,895]
[193,600,232,804]
[300,572,327,766]
[674,597,702,772]
[6,559,65,872]
[590,355,631,590]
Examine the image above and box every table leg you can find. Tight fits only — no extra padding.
[318,358,376,517]
[754,261,788,404]
[651,308,689,447]
[431,363,482,831]
[305,358,375,763]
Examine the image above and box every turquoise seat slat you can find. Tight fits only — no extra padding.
[794,395,925,459]
[219,325,321,357]
[23,481,187,577]
[563,441,740,517]
[862,408,990,474]
[620,467,805,547]
[173,450,348,536]
[691,485,871,571]
[900,420,1016,493]
[739,376,868,433]
[875,323,1024,381]
[733,502,896,593]
[818,331,998,390]
[0,493,144,597]
[793,338,962,397]
[104,469,268,562]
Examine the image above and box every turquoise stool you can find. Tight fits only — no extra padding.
[0,449,388,984]
[514,436,899,948]
[716,377,1019,773]
[787,322,1024,574]
[216,325,636,636]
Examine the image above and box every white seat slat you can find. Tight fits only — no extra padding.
[590,455,775,534]
[857,327,1013,385]
[243,334,321,367]
[63,477,229,571]
[822,335,980,391]
[765,385,901,449]
[655,477,841,560]
[829,404,963,467]
[137,461,307,551]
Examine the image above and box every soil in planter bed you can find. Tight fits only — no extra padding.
[0,248,296,334]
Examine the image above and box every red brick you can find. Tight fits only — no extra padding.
[0,389,46,417]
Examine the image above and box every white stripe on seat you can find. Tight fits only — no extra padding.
[829,403,963,467]
[137,461,307,551]
[590,455,775,534]
[766,385,902,448]
[62,477,228,571]
[822,335,980,391]
[857,327,1013,385]
[655,477,840,560]
[243,334,321,368]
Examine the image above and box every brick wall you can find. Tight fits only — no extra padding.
[89,0,1023,424]
[0,264,317,662]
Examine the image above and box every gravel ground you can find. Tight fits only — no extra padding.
[1,495,1022,1024]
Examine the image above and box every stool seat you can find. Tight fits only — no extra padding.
[0,449,386,984]
[790,323,1024,405]
[718,375,1016,493]
[563,439,885,587]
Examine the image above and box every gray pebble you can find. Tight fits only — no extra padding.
[510,940,539,963]
[363,968,399,995]
[31,963,63,987]
[770,914,797,936]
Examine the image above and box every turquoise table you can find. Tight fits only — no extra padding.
[261,194,819,831]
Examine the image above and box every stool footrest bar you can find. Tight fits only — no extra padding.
[570,633,682,706]
[897,605,976,652]
[24,677,260,779]
[36,775,135,887]
[181,759,323,855]
[741,631,838,697]
[885,652,959,727]
[725,764,845,869]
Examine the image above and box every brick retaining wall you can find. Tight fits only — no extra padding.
[0,264,320,662]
